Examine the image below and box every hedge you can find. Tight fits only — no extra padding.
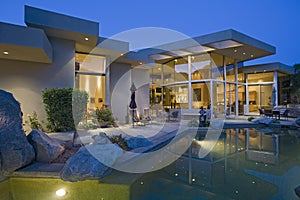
[42,88,88,132]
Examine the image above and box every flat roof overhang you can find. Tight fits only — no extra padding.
[240,62,294,74]
[25,5,99,47]
[135,29,276,64]
[0,22,52,63]
[76,37,129,60]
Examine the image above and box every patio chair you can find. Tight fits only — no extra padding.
[280,109,288,120]
[170,110,180,121]
[258,108,265,116]
[264,109,273,118]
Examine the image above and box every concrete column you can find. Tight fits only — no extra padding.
[161,64,164,107]
[234,61,239,117]
[105,56,111,107]
[245,73,249,114]
[188,56,192,109]
[273,71,278,107]
[210,57,214,118]
[223,56,227,115]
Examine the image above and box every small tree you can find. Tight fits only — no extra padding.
[291,64,300,103]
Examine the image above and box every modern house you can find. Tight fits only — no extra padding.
[0,6,294,124]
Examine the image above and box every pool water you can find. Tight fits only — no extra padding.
[131,128,300,200]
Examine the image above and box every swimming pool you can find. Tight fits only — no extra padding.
[131,128,300,200]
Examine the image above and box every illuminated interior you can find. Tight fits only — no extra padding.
[75,53,106,112]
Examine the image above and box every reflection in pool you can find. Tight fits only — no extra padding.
[131,128,300,200]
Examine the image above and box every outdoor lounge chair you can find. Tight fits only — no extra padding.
[264,109,273,118]
[280,109,288,120]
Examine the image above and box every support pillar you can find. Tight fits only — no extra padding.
[188,56,192,109]
[234,61,239,117]
[105,56,111,107]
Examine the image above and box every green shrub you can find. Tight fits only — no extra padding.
[25,111,44,131]
[95,106,115,126]
[109,134,129,151]
[42,88,88,132]
[248,117,255,121]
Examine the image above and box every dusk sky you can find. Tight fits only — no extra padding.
[1,0,300,66]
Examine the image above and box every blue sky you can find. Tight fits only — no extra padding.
[1,0,300,66]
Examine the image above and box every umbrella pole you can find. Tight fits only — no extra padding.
[132,109,134,128]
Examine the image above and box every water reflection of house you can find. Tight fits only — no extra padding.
[166,128,282,186]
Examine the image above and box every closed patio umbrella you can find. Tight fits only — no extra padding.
[272,86,277,108]
[129,83,137,127]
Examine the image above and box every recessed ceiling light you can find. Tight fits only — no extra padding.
[84,37,89,41]
[242,52,246,55]
[120,53,124,56]
[250,54,254,57]
[174,59,177,62]
[139,62,143,65]
[234,49,237,53]
[3,51,9,55]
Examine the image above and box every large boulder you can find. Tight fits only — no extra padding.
[27,130,65,163]
[126,135,153,149]
[0,90,35,172]
[295,185,300,197]
[60,133,123,182]
[91,132,112,145]
[295,117,300,127]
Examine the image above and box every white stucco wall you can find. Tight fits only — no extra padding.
[110,64,150,124]
[131,68,150,116]
[110,62,131,124]
[0,37,75,120]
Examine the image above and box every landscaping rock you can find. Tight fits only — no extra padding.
[252,117,274,125]
[295,117,300,127]
[0,90,35,172]
[27,130,65,163]
[295,185,300,197]
[126,135,153,149]
[91,132,112,144]
[60,143,123,182]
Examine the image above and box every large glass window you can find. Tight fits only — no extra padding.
[248,72,273,83]
[191,54,211,80]
[192,82,210,109]
[75,74,106,110]
[278,72,291,104]
[75,53,106,113]
[75,53,106,74]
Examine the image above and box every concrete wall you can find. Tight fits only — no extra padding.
[131,68,150,116]
[0,37,75,121]
[110,63,150,124]
[110,62,131,124]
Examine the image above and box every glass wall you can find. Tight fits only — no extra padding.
[248,72,273,83]
[192,82,210,109]
[278,72,291,104]
[75,74,106,110]
[149,52,255,117]
[191,54,211,80]
[75,53,106,114]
